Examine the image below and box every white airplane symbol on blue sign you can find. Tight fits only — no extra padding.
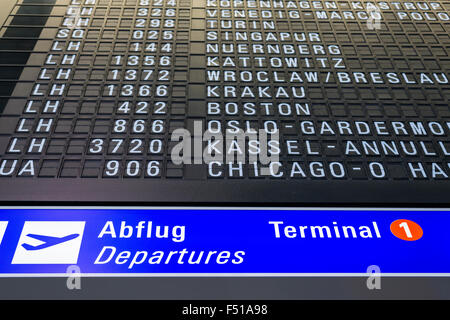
[21,233,80,251]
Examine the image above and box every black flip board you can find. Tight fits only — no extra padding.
[0,0,449,205]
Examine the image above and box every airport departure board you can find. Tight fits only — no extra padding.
[0,0,449,204]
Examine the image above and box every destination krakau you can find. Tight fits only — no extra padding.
[93,221,246,270]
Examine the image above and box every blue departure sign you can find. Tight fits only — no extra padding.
[0,208,447,275]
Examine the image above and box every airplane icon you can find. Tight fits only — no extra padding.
[12,221,85,264]
[21,233,80,251]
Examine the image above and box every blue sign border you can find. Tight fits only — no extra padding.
[0,207,448,276]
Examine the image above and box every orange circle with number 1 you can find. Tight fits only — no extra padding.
[390,219,423,241]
